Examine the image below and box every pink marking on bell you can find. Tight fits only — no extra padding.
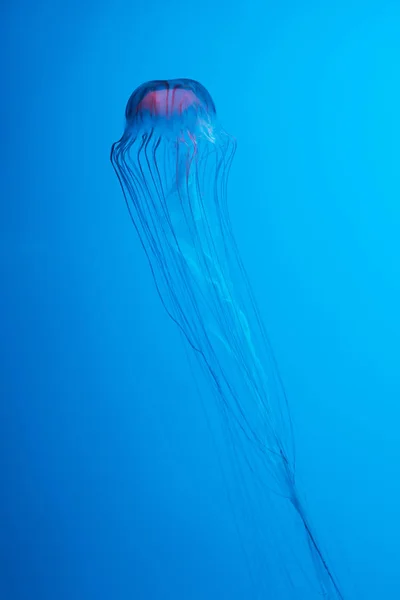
[137,88,199,118]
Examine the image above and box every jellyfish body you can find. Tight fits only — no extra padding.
[111,79,343,599]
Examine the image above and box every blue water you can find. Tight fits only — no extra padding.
[2,1,400,598]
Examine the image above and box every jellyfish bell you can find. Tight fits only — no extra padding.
[124,79,218,145]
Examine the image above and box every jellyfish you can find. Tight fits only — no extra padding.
[111,78,343,599]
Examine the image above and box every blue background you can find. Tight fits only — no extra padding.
[2,0,400,598]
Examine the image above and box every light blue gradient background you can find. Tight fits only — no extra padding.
[2,1,400,598]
